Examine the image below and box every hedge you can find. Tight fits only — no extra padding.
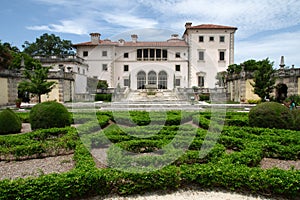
[0,111,300,199]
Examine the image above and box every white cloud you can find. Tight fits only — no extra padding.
[102,13,158,29]
[27,20,88,35]
[139,0,300,38]
[236,30,300,67]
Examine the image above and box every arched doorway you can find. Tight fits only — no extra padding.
[137,71,146,89]
[158,71,167,89]
[148,71,157,85]
[275,83,288,102]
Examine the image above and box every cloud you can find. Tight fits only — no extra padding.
[26,20,88,35]
[236,30,300,67]
[139,0,300,38]
[102,13,158,29]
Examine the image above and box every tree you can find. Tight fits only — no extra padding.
[22,33,74,56]
[251,58,276,101]
[0,41,13,69]
[18,60,56,103]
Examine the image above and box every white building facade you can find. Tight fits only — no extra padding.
[74,23,237,91]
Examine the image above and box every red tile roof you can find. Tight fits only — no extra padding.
[188,24,237,30]
[73,40,188,47]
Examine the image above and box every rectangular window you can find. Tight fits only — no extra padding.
[220,36,225,42]
[102,64,108,71]
[143,49,149,60]
[83,51,88,57]
[199,51,204,61]
[124,65,129,71]
[198,76,204,87]
[175,52,180,58]
[150,49,155,60]
[137,49,142,60]
[199,36,204,42]
[219,51,225,61]
[102,51,107,57]
[175,79,180,86]
[175,65,180,72]
[124,79,129,87]
[162,49,168,60]
[124,52,129,58]
[156,49,161,60]
[209,36,214,42]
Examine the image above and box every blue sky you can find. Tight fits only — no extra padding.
[1,0,300,67]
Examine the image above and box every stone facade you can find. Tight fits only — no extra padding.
[73,22,237,91]
[226,60,300,102]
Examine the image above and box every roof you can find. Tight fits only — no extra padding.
[73,39,188,48]
[188,24,237,30]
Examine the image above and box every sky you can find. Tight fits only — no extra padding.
[1,0,300,67]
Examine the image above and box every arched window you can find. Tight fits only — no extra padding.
[148,71,157,85]
[158,71,167,89]
[137,71,146,89]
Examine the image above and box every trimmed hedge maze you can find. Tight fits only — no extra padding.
[0,110,299,199]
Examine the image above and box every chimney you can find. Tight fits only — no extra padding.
[131,34,138,43]
[185,22,192,29]
[118,39,125,45]
[90,33,101,44]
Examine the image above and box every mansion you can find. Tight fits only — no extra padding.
[74,22,237,90]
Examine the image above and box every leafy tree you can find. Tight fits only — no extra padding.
[22,33,74,56]
[18,60,56,103]
[251,58,276,101]
[0,41,13,69]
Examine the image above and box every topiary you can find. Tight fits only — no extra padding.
[249,102,292,129]
[0,108,22,134]
[30,101,71,130]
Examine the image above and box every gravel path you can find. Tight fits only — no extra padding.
[0,154,75,180]
[86,187,288,200]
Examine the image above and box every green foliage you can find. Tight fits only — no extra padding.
[16,112,30,123]
[22,33,74,56]
[0,108,22,134]
[1,111,300,199]
[249,102,292,129]
[227,59,258,74]
[286,94,300,106]
[251,58,276,101]
[0,127,78,160]
[18,61,56,103]
[247,99,261,104]
[94,93,112,102]
[291,109,300,131]
[199,94,210,101]
[30,101,71,130]
[96,80,109,89]
[0,41,13,69]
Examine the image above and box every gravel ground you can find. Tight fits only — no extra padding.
[0,154,75,180]
[85,186,289,200]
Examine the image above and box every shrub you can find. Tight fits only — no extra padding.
[291,109,300,131]
[0,108,22,134]
[95,93,112,102]
[248,102,292,129]
[247,99,261,104]
[30,101,71,130]
[199,94,210,101]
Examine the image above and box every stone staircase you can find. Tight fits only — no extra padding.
[100,90,201,111]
